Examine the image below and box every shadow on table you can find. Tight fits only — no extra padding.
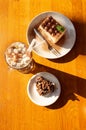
[49,20,86,63]
[32,62,86,109]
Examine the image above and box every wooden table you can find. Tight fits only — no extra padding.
[0,0,86,130]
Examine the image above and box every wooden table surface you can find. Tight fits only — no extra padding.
[0,0,86,130]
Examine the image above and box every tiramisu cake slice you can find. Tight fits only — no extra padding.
[38,16,66,46]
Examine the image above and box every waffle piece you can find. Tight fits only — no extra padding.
[38,16,66,45]
[36,76,55,96]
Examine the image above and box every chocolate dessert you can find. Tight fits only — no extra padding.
[36,76,55,96]
[38,16,66,46]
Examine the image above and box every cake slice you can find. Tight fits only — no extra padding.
[38,16,66,46]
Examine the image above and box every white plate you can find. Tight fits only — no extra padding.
[27,11,76,59]
[27,72,61,106]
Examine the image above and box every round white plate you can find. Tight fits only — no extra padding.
[27,11,76,59]
[27,72,61,106]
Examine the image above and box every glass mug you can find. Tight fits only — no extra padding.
[5,42,35,73]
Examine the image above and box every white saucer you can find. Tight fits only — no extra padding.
[27,11,76,59]
[27,72,61,106]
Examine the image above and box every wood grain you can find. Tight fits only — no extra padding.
[0,0,86,130]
